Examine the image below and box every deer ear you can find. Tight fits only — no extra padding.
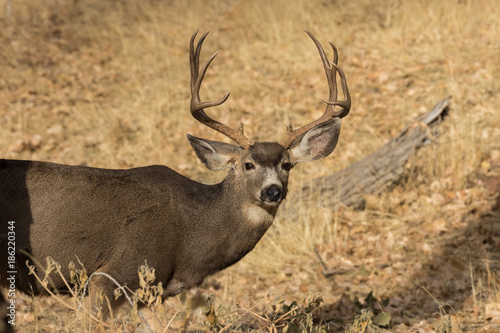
[187,135,243,171]
[288,118,341,163]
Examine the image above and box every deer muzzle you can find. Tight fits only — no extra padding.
[260,184,283,205]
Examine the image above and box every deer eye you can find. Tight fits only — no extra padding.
[244,163,255,170]
[282,162,292,171]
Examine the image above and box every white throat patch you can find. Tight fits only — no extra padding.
[242,202,274,227]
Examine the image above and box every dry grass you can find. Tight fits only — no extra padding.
[1,0,500,331]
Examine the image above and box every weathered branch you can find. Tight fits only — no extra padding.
[284,96,451,215]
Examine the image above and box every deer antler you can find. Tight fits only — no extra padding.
[279,30,351,149]
[190,30,254,149]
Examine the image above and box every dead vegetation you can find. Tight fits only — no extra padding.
[1,0,499,331]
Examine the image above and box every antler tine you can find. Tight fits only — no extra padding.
[189,30,253,149]
[279,31,351,148]
[322,62,351,117]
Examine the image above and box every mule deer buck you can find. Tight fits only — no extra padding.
[0,30,350,316]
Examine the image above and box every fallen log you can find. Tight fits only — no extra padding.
[284,96,451,215]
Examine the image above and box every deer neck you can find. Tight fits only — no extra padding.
[190,173,279,272]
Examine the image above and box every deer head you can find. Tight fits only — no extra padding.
[187,30,351,211]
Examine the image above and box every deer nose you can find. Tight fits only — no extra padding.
[261,185,283,203]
